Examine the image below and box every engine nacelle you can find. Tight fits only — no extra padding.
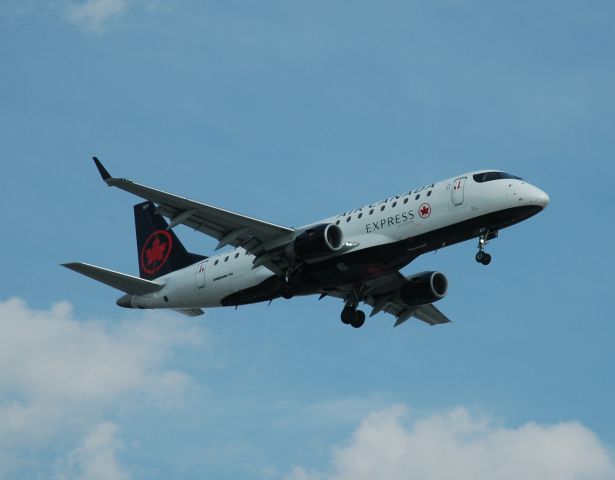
[287,223,344,262]
[396,271,448,306]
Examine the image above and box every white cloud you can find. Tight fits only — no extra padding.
[65,0,129,33]
[58,422,130,480]
[286,405,615,480]
[0,297,206,474]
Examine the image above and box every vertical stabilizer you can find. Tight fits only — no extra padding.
[134,201,206,280]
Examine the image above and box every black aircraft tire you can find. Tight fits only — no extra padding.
[351,310,366,329]
[341,306,355,325]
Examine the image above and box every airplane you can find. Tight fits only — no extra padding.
[63,158,549,328]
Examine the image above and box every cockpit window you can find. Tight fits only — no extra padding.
[473,172,523,183]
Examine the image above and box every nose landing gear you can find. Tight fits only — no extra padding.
[476,228,497,265]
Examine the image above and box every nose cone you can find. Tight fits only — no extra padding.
[534,187,550,209]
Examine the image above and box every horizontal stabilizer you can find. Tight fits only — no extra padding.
[62,262,163,295]
[172,308,205,317]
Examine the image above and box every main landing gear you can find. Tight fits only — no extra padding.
[339,286,367,328]
[475,228,497,266]
[341,306,366,329]
[475,250,491,265]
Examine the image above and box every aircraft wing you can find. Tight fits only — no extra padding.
[93,158,295,273]
[327,271,452,327]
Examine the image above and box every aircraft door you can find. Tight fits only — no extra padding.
[451,177,466,206]
[195,261,206,289]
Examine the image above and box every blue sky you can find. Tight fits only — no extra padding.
[1,1,614,479]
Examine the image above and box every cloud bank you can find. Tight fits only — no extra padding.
[0,297,206,476]
[2,297,613,479]
[287,405,615,480]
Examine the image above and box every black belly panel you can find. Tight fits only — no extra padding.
[222,205,542,306]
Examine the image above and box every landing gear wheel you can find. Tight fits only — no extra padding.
[481,253,492,265]
[351,310,366,329]
[341,306,355,325]
[476,251,492,265]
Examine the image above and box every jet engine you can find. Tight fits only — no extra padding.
[286,223,344,262]
[395,271,448,306]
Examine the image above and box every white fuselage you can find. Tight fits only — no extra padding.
[126,171,548,311]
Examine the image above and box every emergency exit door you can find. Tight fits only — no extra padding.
[451,177,466,206]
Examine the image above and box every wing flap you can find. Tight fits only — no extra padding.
[413,303,451,325]
[62,262,163,295]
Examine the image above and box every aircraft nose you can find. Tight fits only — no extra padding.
[533,186,550,209]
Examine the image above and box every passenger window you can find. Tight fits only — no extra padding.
[369,209,374,215]
[224,256,229,262]
[234,253,239,258]
[427,190,432,197]
[380,205,385,211]
[335,220,340,225]
[415,194,420,200]
[358,212,363,219]
[214,260,219,265]
[346,216,351,222]
[403,198,408,204]
[392,202,397,208]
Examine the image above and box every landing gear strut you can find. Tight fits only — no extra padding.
[475,228,497,265]
[341,307,366,328]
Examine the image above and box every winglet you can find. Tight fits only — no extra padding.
[93,157,112,181]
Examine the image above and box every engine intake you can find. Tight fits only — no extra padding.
[288,223,344,262]
[397,271,448,306]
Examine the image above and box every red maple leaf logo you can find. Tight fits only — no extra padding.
[145,236,167,267]
[419,203,431,218]
[140,230,173,275]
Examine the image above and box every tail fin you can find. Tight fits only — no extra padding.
[135,201,206,280]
